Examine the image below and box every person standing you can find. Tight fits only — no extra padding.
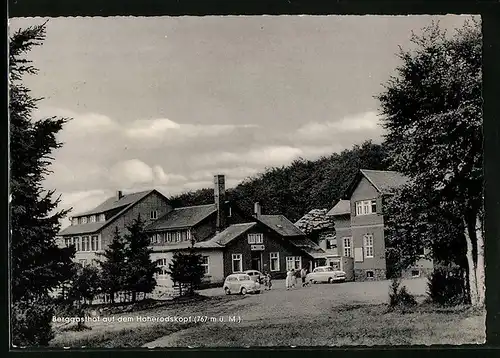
[300,267,307,287]
[286,269,294,290]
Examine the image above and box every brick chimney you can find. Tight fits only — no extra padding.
[214,174,226,232]
[254,202,261,218]
[116,190,123,201]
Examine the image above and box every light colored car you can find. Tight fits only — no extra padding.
[243,270,265,283]
[306,266,346,284]
[223,273,261,295]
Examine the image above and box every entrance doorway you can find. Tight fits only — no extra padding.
[251,251,262,271]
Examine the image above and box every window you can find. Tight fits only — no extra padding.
[326,238,337,250]
[201,256,209,275]
[72,218,78,226]
[355,200,377,216]
[366,270,374,279]
[411,270,420,278]
[232,254,242,272]
[82,216,88,224]
[150,210,157,220]
[82,236,89,251]
[363,234,374,258]
[90,215,96,223]
[79,259,87,267]
[75,237,80,251]
[98,214,106,222]
[228,207,232,218]
[77,217,82,225]
[156,258,169,277]
[270,252,280,271]
[248,233,263,244]
[286,256,302,270]
[343,237,352,257]
[91,235,99,251]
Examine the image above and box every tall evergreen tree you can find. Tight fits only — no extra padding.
[123,215,157,302]
[97,227,127,303]
[10,23,75,346]
[168,242,205,297]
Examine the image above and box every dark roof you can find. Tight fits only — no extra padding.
[327,200,351,216]
[58,222,106,236]
[145,204,216,231]
[360,169,408,194]
[258,215,305,237]
[76,190,153,216]
[208,222,257,246]
[288,238,327,259]
[58,190,159,236]
[343,169,408,199]
[150,240,223,252]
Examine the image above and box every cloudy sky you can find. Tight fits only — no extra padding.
[10,15,471,225]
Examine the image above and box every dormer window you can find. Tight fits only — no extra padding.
[72,217,78,226]
[82,216,88,224]
[98,214,106,222]
[355,200,377,216]
[150,210,157,220]
[248,233,263,244]
[90,215,96,223]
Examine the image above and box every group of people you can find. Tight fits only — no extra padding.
[258,267,309,291]
[285,267,309,290]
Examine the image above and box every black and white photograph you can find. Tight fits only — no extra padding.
[9,14,485,348]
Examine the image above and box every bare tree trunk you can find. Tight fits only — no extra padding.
[463,218,479,306]
[475,214,485,307]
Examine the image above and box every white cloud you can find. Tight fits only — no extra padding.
[295,111,381,141]
[192,145,304,167]
[152,165,188,185]
[124,118,257,142]
[109,159,155,188]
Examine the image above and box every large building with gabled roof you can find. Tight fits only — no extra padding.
[57,189,172,267]
[326,169,433,281]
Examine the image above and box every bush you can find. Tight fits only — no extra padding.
[426,267,466,305]
[388,278,417,308]
[11,298,55,347]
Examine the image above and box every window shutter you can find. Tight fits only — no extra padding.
[354,247,364,262]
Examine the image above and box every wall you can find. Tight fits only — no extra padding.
[100,192,172,250]
[151,249,224,288]
[223,225,312,279]
[349,177,387,281]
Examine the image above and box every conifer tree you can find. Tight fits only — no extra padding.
[97,227,127,303]
[10,22,75,346]
[168,239,205,296]
[123,215,157,302]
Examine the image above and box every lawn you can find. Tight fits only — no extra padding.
[49,278,486,348]
[144,304,485,347]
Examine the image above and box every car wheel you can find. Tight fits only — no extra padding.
[240,287,247,295]
[224,287,231,295]
[311,279,316,284]
[328,277,334,284]
[255,290,261,294]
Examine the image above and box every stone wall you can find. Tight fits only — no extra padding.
[354,268,386,281]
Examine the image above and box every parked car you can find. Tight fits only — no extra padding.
[243,270,265,283]
[223,273,261,295]
[306,266,346,284]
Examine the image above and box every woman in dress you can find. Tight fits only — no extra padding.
[286,269,294,290]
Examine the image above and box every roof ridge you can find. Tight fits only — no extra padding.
[173,203,215,210]
[361,169,401,174]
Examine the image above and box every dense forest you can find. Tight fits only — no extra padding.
[170,140,392,222]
